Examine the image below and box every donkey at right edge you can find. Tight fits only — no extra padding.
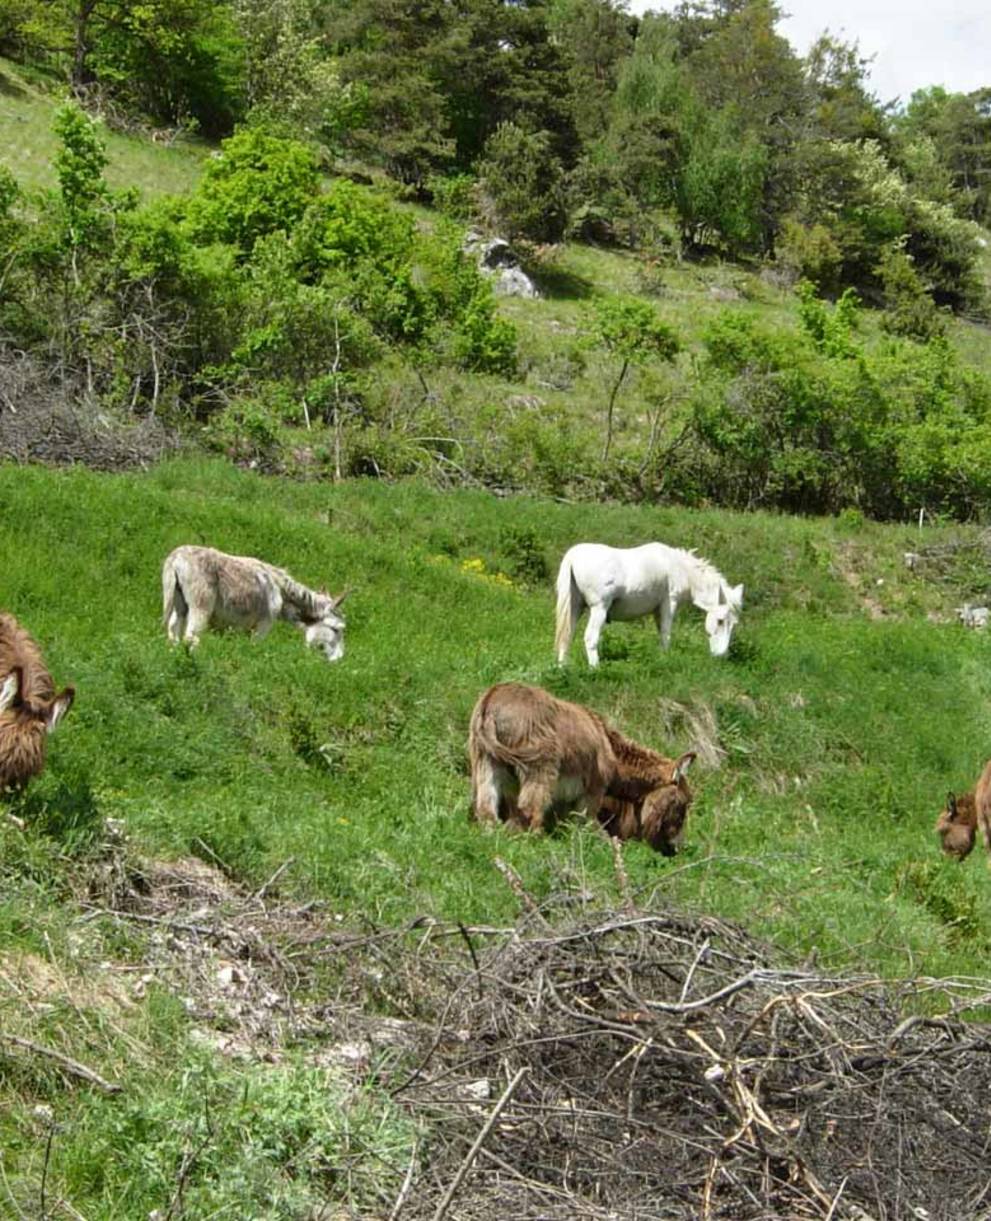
[0,612,74,793]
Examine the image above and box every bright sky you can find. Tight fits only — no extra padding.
[627,1,990,108]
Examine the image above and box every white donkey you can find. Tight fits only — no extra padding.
[162,545,348,661]
[555,542,742,667]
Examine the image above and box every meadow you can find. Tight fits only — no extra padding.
[4,458,991,1214]
[3,456,990,972]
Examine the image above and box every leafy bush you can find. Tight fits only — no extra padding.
[876,244,947,341]
[688,303,991,518]
[427,173,478,222]
[477,122,566,242]
[189,128,320,253]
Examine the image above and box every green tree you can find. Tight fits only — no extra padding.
[590,296,679,459]
[477,122,565,242]
[324,0,455,185]
[547,0,634,145]
[895,86,991,225]
[2,0,245,134]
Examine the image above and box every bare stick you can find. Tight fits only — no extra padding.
[388,1139,419,1221]
[431,1065,529,1221]
[0,1033,122,1094]
[250,857,295,904]
[609,834,634,914]
[494,858,550,928]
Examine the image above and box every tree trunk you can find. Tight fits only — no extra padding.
[72,0,100,90]
[602,358,629,462]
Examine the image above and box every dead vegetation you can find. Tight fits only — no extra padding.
[3,833,983,1220]
[0,350,175,469]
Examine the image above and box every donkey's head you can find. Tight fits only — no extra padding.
[936,789,977,861]
[0,667,75,789]
[704,583,743,658]
[303,593,348,663]
[640,751,696,856]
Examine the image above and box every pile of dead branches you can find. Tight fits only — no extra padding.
[0,350,175,470]
[387,869,991,1220]
[64,842,991,1220]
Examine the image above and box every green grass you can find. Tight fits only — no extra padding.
[0,56,206,197]
[2,456,989,980]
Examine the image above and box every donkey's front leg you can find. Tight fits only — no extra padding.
[583,604,608,668]
[656,596,676,650]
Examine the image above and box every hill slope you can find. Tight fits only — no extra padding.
[3,461,991,1215]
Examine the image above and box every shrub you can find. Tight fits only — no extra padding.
[427,173,478,222]
[190,129,320,253]
[477,122,566,242]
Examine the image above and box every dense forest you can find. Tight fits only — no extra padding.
[2,0,991,517]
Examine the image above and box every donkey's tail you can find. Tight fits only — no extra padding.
[554,550,584,664]
[161,552,188,625]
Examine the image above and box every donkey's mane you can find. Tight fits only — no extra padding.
[269,568,332,620]
[604,725,670,780]
[675,547,738,609]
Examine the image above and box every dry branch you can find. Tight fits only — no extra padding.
[0,1032,122,1094]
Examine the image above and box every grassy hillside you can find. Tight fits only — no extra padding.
[2,457,989,972]
[4,461,991,1214]
[0,56,206,197]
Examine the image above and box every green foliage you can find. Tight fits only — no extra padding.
[876,245,947,341]
[236,0,365,145]
[590,294,679,460]
[190,128,320,253]
[52,103,111,221]
[796,280,861,358]
[777,217,843,294]
[478,122,566,242]
[591,294,680,365]
[60,1053,418,1215]
[427,172,478,223]
[690,303,991,518]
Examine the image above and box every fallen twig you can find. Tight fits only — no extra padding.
[431,1066,529,1221]
[0,1033,122,1095]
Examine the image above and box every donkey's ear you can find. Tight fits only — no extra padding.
[672,751,697,781]
[732,583,744,606]
[330,587,351,609]
[45,687,74,733]
[0,669,20,713]
[947,791,958,816]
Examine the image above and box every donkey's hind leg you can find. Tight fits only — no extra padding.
[583,603,609,668]
[183,606,211,648]
[472,757,513,826]
[167,606,186,644]
[518,770,555,833]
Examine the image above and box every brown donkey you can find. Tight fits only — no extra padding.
[469,682,696,853]
[0,613,74,793]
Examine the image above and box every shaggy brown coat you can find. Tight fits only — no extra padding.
[0,613,74,792]
[468,682,696,853]
[936,764,991,861]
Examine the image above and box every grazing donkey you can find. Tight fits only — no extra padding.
[162,545,348,661]
[555,541,743,667]
[0,613,75,793]
[468,682,696,853]
[936,763,991,861]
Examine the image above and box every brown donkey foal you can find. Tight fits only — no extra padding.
[936,761,991,861]
[0,613,75,794]
[469,682,696,854]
